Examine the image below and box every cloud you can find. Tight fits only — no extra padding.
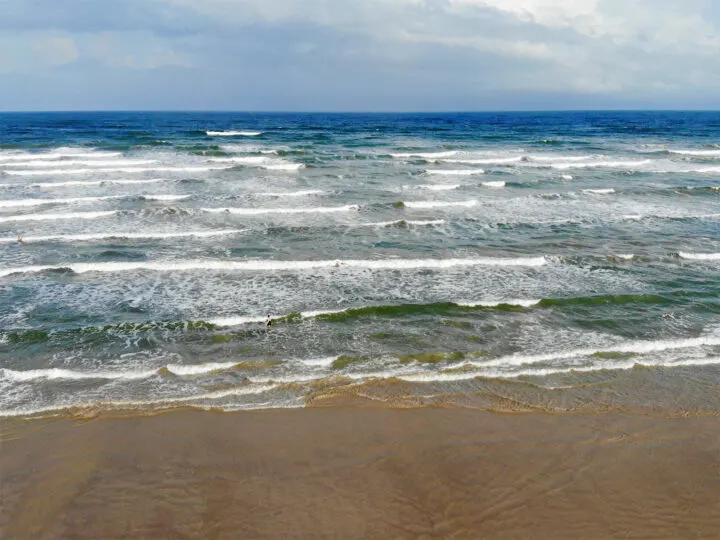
[0,0,719,110]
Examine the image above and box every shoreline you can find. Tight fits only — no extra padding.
[2,407,719,539]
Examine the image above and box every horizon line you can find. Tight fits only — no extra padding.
[1,108,720,114]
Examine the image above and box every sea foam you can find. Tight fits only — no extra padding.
[0,255,548,278]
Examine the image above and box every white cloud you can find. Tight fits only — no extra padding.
[33,36,79,65]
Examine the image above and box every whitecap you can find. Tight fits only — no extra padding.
[0,211,116,223]
[403,200,477,209]
[206,130,262,136]
[203,204,357,215]
[425,169,484,176]
[0,255,548,278]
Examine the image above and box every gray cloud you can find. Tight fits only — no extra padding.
[0,0,718,110]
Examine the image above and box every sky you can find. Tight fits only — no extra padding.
[1,0,719,111]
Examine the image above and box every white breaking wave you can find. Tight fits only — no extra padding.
[0,151,122,163]
[473,335,720,369]
[207,315,268,326]
[0,367,156,381]
[425,169,485,176]
[677,252,720,261]
[0,211,116,223]
[0,194,187,207]
[549,160,651,170]
[481,181,506,188]
[561,175,574,180]
[256,190,324,197]
[208,156,269,164]
[399,356,720,383]
[28,179,166,188]
[684,167,720,174]
[669,149,720,157]
[0,229,246,244]
[403,200,477,209]
[5,166,232,176]
[0,196,120,208]
[615,253,635,260]
[396,336,720,382]
[261,163,304,171]
[210,308,345,327]
[404,184,459,191]
[206,130,262,136]
[0,255,548,278]
[530,155,596,162]
[0,384,280,417]
[442,157,523,165]
[202,204,357,215]
[390,151,458,159]
[583,188,616,194]
[1,159,157,168]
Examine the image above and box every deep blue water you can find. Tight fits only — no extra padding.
[1,111,719,416]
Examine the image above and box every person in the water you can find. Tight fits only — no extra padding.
[265,315,273,327]
[17,235,22,244]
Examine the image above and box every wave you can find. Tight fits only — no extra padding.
[261,163,305,171]
[442,157,522,165]
[481,181,506,188]
[390,151,458,159]
[682,167,720,174]
[0,384,282,418]
[549,160,651,170]
[140,194,190,201]
[560,174,574,180]
[0,196,119,208]
[255,190,324,197]
[400,356,720,383]
[403,200,477,208]
[668,149,720,157]
[583,188,615,194]
[210,299,540,327]
[0,229,246,244]
[0,151,122,163]
[530,155,596,162]
[0,194,187,207]
[202,204,357,215]
[359,219,446,227]
[5,166,232,176]
[0,211,116,223]
[1,159,157,168]
[2,294,700,344]
[27,179,166,188]
[206,131,262,136]
[404,184,459,191]
[207,156,269,164]
[470,334,720,369]
[0,255,547,278]
[677,252,720,261]
[425,169,484,176]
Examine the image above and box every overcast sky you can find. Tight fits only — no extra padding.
[1,0,719,111]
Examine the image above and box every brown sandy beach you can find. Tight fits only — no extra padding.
[2,408,718,539]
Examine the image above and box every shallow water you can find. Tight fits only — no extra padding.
[1,111,719,416]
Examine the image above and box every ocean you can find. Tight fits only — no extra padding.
[1,111,718,417]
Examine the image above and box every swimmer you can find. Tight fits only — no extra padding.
[17,235,22,244]
[265,315,273,327]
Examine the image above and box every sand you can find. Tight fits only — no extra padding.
[1,408,718,539]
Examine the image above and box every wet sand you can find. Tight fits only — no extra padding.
[1,408,718,539]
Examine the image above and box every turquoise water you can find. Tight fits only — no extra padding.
[1,111,719,416]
